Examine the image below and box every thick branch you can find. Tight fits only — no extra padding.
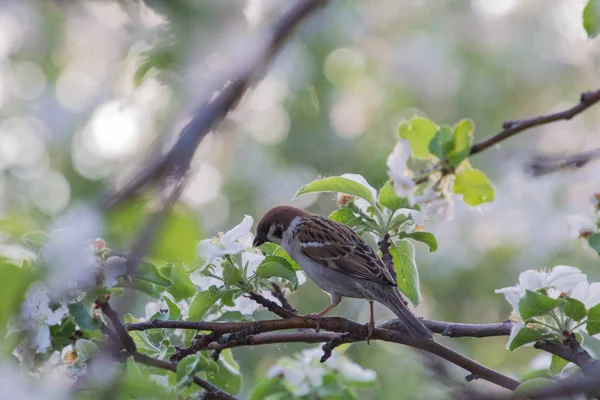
[383,319,513,338]
[134,353,238,400]
[96,297,136,354]
[534,332,600,377]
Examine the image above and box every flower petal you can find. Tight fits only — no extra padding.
[221,215,254,246]
[547,265,587,292]
[519,270,547,291]
[495,286,523,317]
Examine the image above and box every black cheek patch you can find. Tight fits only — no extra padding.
[273,225,283,239]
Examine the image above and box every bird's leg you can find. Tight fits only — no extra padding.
[304,294,341,333]
[367,300,375,344]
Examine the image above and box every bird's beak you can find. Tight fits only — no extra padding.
[252,236,265,248]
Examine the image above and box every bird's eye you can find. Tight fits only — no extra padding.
[272,224,283,239]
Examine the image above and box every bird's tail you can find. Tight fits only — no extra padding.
[381,288,432,341]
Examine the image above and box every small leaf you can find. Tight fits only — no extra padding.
[68,302,101,331]
[549,354,569,375]
[255,255,298,289]
[205,349,242,395]
[428,125,454,159]
[447,119,474,167]
[378,181,411,212]
[587,232,600,255]
[564,297,586,321]
[176,354,202,385]
[509,327,545,351]
[75,339,99,362]
[329,208,362,228]
[404,232,438,252]
[389,239,421,306]
[250,377,289,400]
[188,288,222,321]
[398,117,438,159]
[134,261,172,287]
[295,176,375,205]
[21,231,49,249]
[453,168,495,206]
[587,303,600,335]
[222,261,243,286]
[164,296,181,321]
[164,263,196,301]
[583,0,600,38]
[518,290,564,320]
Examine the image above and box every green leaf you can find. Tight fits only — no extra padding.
[587,303,600,335]
[404,232,438,252]
[398,117,438,159]
[583,0,600,38]
[134,261,172,287]
[329,208,362,228]
[378,181,410,212]
[176,354,202,385]
[222,261,243,286]
[447,119,474,167]
[549,354,569,375]
[453,168,495,206]
[428,125,454,159]
[75,339,99,362]
[389,239,421,307]
[164,296,181,321]
[564,297,587,321]
[152,203,202,265]
[515,378,555,394]
[258,243,302,271]
[68,302,101,331]
[250,377,289,400]
[509,326,545,351]
[125,314,160,354]
[122,358,172,399]
[255,255,298,289]
[0,262,33,338]
[188,288,222,321]
[21,231,49,249]
[295,176,375,205]
[587,232,600,255]
[134,48,176,87]
[50,318,76,349]
[164,263,196,301]
[518,290,564,320]
[205,349,242,395]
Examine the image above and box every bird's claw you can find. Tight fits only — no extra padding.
[303,313,322,332]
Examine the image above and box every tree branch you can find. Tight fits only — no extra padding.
[526,146,600,177]
[126,316,520,391]
[470,88,600,156]
[99,0,329,211]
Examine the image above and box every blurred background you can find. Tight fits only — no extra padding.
[1,0,599,398]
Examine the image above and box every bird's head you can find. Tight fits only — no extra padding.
[253,205,311,247]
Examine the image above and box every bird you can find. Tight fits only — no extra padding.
[253,205,432,341]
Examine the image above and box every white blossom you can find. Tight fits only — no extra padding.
[266,346,375,396]
[196,215,254,268]
[386,140,415,203]
[99,256,127,287]
[16,283,66,353]
[0,363,69,400]
[567,215,595,238]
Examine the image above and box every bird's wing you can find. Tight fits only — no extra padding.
[296,215,396,287]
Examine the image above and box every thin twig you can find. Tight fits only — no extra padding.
[271,283,298,314]
[95,297,136,354]
[526,147,600,177]
[471,88,600,155]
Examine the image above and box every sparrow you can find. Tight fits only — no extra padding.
[253,205,432,341]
